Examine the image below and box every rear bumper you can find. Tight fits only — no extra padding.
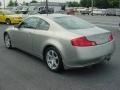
[63,40,115,69]
[64,54,112,69]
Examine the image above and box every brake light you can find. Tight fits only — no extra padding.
[108,33,113,42]
[71,36,97,47]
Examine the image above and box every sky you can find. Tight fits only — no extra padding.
[0,0,80,7]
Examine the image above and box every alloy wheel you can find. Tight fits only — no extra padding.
[46,50,59,70]
[4,34,11,48]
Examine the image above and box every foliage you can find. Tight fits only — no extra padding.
[30,0,38,3]
[80,0,91,8]
[94,0,109,8]
[108,0,119,8]
[80,0,119,8]
[67,2,80,7]
[7,0,18,6]
[8,0,14,6]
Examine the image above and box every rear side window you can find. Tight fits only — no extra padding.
[37,19,50,30]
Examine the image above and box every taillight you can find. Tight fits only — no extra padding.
[108,33,113,42]
[71,36,97,47]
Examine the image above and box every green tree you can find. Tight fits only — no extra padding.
[108,0,119,8]
[94,0,109,8]
[8,0,14,6]
[30,0,38,3]
[67,1,80,7]
[80,0,91,7]
[80,0,119,8]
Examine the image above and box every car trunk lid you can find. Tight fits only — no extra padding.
[69,27,111,45]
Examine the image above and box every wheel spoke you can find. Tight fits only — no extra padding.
[47,52,52,58]
[53,60,58,67]
[51,60,55,69]
[54,56,59,60]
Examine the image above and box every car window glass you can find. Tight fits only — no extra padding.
[37,19,50,30]
[54,16,94,30]
[20,17,39,29]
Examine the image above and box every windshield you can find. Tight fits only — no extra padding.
[4,11,15,15]
[54,16,95,30]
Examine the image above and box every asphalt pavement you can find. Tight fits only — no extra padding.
[0,15,120,90]
[77,15,119,31]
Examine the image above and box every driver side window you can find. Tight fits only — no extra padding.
[20,17,39,29]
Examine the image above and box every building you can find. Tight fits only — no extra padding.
[28,2,66,12]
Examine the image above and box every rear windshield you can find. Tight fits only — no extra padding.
[54,16,94,30]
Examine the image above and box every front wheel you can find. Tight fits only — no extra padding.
[4,34,12,49]
[6,19,11,25]
[44,47,64,72]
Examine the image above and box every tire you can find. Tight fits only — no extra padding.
[4,34,12,49]
[44,47,64,72]
[6,19,11,25]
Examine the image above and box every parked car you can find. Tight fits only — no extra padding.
[21,6,29,14]
[4,14,115,72]
[80,8,91,15]
[38,7,54,14]
[116,9,120,16]
[66,8,75,15]
[55,10,66,14]
[0,10,23,25]
[22,11,39,19]
[93,9,106,16]
[106,8,116,16]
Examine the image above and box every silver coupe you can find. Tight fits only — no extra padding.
[4,14,115,72]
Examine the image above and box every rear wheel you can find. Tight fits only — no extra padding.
[44,47,64,72]
[4,34,12,49]
[6,19,11,25]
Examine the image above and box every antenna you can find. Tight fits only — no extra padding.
[46,0,48,15]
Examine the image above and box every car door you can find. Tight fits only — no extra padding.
[13,17,40,53]
[0,11,5,22]
[32,18,50,57]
